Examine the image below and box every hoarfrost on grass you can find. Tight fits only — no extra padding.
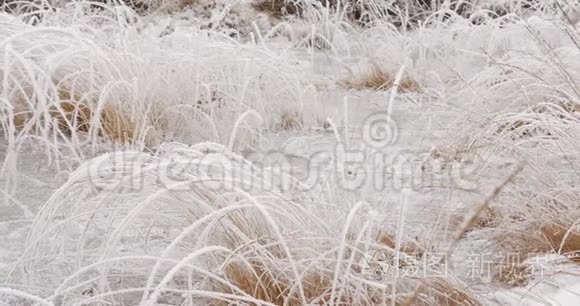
[1,0,580,305]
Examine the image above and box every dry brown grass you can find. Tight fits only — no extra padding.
[221,260,479,305]
[450,164,524,249]
[450,207,503,237]
[253,0,301,19]
[446,208,534,288]
[402,278,480,306]
[53,88,137,143]
[276,111,303,131]
[208,230,480,305]
[159,0,199,13]
[486,223,580,287]
[493,259,531,287]
[119,0,199,14]
[251,0,375,26]
[221,260,345,305]
[540,223,580,257]
[340,65,421,93]
[427,279,480,306]
[12,95,33,129]
[491,221,580,281]
[533,99,580,117]
[495,99,580,139]
[470,207,502,230]
[377,231,424,258]
[12,86,139,144]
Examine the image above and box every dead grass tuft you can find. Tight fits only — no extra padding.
[450,207,503,237]
[221,259,477,305]
[470,207,502,229]
[276,111,303,131]
[221,260,340,305]
[541,223,580,257]
[404,278,480,306]
[533,99,580,117]
[451,164,523,248]
[253,0,301,19]
[53,88,136,143]
[492,222,580,271]
[211,231,478,305]
[494,231,549,259]
[13,86,139,144]
[377,231,424,258]
[495,99,580,139]
[119,0,199,14]
[493,259,531,287]
[12,93,33,129]
[339,64,421,93]
[428,279,480,306]
[223,260,288,305]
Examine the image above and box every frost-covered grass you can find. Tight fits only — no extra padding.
[1,0,580,305]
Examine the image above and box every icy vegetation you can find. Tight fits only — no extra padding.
[1,0,580,305]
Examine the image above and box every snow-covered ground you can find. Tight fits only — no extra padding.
[1,0,580,305]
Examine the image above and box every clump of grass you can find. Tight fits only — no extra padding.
[426,279,480,306]
[490,215,580,267]
[541,223,580,257]
[275,110,303,131]
[252,0,387,28]
[450,207,503,237]
[13,143,482,305]
[495,98,580,139]
[487,224,580,287]
[489,252,533,287]
[340,64,421,93]
[493,260,531,287]
[377,231,424,258]
[13,86,138,144]
[463,216,580,289]
[403,278,480,306]
[471,207,502,230]
[533,99,580,118]
[253,0,301,19]
[116,0,199,14]
[121,0,152,13]
[221,260,333,305]
[51,89,93,135]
